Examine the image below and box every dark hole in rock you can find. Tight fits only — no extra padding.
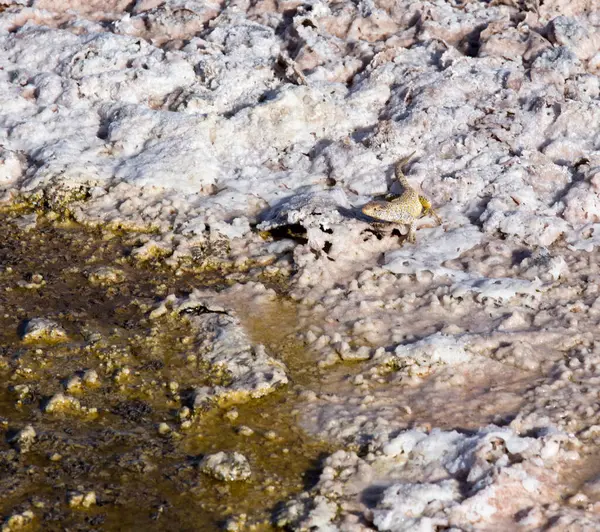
[263,224,308,245]
[360,484,388,508]
[323,241,332,254]
[325,177,337,187]
[512,249,531,265]
[459,23,486,57]
[361,228,383,241]
[319,225,333,234]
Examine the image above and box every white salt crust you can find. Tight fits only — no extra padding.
[2,0,600,528]
[277,425,581,531]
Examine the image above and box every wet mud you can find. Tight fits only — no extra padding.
[0,210,332,531]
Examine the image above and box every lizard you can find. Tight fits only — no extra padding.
[361,152,442,243]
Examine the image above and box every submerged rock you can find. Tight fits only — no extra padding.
[44,393,97,418]
[151,292,288,407]
[68,491,96,509]
[9,425,36,453]
[86,266,125,286]
[199,452,251,482]
[1,510,34,531]
[20,318,68,344]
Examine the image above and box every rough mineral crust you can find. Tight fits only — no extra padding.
[371,333,471,373]
[2,0,600,529]
[19,318,68,343]
[199,451,252,482]
[277,425,580,531]
[150,291,288,406]
[0,0,594,257]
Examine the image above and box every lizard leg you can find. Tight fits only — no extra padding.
[407,223,416,243]
[418,195,442,225]
[426,206,442,225]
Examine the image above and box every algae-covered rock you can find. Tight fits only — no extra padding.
[20,318,68,344]
[151,292,288,407]
[199,452,251,482]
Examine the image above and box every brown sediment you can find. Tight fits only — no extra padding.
[0,210,333,530]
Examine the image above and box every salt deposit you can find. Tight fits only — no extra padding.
[2,0,600,528]
[149,290,288,405]
[277,425,582,530]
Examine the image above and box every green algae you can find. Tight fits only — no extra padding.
[0,211,333,531]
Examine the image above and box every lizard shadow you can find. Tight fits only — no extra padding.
[336,205,373,223]
[337,206,407,248]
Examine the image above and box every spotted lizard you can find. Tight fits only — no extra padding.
[361,152,442,243]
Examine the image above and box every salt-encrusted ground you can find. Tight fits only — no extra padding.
[2,0,600,529]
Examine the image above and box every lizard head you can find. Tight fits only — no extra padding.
[361,200,397,222]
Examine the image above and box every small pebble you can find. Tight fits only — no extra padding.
[82,370,99,386]
[199,452,251,481]
[20,318,68,343]
[237,426,254,436]
[158,422,171,435]
[224,408,239,421]
[68,491,96,508]
[9,425,36,453]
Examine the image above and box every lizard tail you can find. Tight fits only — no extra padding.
[394,151,416,187]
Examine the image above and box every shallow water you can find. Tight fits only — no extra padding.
[0,210,334,530]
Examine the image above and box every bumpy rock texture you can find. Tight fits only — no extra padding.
[2,0,600,529]
[277,425,582,531]
[149,290,288,405]
[199,451,252,481]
